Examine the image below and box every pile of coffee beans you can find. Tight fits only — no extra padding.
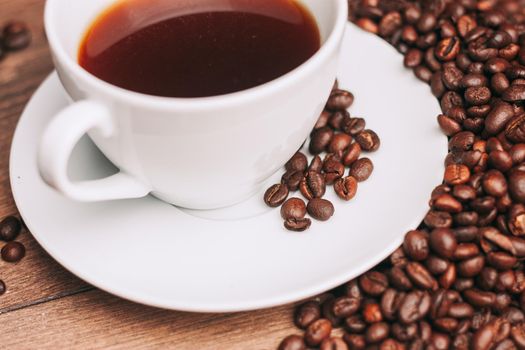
[0,216,26,296]
[0,21,31,61]
[277,0,525,348]
[264,85,381,231]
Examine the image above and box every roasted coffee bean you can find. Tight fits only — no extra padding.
[417,12,437,33]
[442,65,464,91]
[485,102,515,135]
[488,151,513,172]
[334,176,358,201]
[310,127,334,154]
[320,337,349,350]
[403,230,430,261]
[461,73,488,89]
[329,134,353,154]
[281,198,307,220]
[309,155,323,173]
[282,170,305,191]
[483,169,508,197]
[458,256,486,277]
[315,111,331,130]
[279,335,306,350]
[332,296,360,319]
[360,271,388,296]
[424,210,453,229]
[284,218,311,232]
[3,21,30,51]
[485,57,510,74]
[365,322,390,344]
[342,117,366,136]
[305,319,332,347]
[327,90,354,111]
[426,48,442,71]
[0,216,22,242]
[492,73,511,95]
[300,171,326,200]
[355,130,380,152]
[349,158,374,182]
[437,114,462,136]
[435,36,461,61]
[0,279,5,296]
[379,11,402,37]
[429,228,457,259]
[433,194,463,213]
[345,315,366,334]
[448,303,475,318]
[509,170,525,203]
[506,114,525,143]
[286,152,308,172]
[307,199,334,222]
[503,85,525,103]
[441,91,464,115]
[398,290,431,324]
[457,14,477,38]
[342,143,362,166]
[454,211,479,226]
[264,184,289,208]
[295,301,321,329]
[388,266,413,291]
[425,255,449,275]
[510,144,525,164]
[343,334,365,350]
[380,289,404,320]
[406,262,438,290]
[356,18,379,34]
[465,87,492,106]
[414,65,433,82]
[449,131,475,152]
[363,303,383,323]
[1,241,25,263]
[454,243,480,260]
[404,49,423,68]
[324,160,345,185]
[391,323,417,342]
[472,319,511,350]
[464,289,496,307]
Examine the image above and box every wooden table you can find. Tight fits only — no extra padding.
[0,1,299,348]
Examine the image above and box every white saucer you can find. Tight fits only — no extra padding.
[10,24,445,312]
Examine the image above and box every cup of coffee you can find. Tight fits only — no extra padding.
[39,0,348,209]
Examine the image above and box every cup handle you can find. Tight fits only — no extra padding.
[37,100,151,201]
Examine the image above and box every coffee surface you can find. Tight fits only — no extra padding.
[79,0,320,98]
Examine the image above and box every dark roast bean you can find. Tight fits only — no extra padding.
[441,91,464,115]
[435,36,461,61]
[406,262,438,290]
[398,290,431,324]
[491,73,511,95]
[342,118,366,136]
[305,319,332,346]
[457,14,477,38]
[426,48,442,71]
[365,322,390,344]
[464,289,496,307]
[329,134,352,155]
[278,335,306,350]
[309,155,323,173]
[264,184,289,208]
[380,289,404,320]
[350,158,374,182]
[286,152,308,172]
[388,266,413,291]
[310,127,334,154]
[443,66,464,91]
[509,170,525,203]
[0,279,5,296]
[424,210,453,229]
[503,85,525,103]
[510,144,525,164]
[454,243,480,260]
[324,160,345,185]
[448,303,475,318]
[485,102,515,135]
[327,90,354,111]
[307,199,334,221]
[334,176,358,201]
[403,230,430,261]
[342,143,362,166]
[345,315,367,334]
[379,11,402,37]
[1,241,25,263]
[300,171,326,200]
[485,58,510,74]
[281,198,306,220]
[404,49,423,68]
[363,303,383,323]
[295,301,321,329]
[429,228,457,259]
[284,218,311,232]
[333,296,360,318]
[315,111,331,130]
[282,170,305,191]
[3,22,31,51]
[391,323,417,342]
[437,114,462,136]
[343,334,365,350]
[488,151,513,172]
[360,271,389,296]
[433,194,462,213]
[425,255,449,275]
[417,12,437,33]
[414,65,433,82]
[320,337,349,350]
[329,111,350,131]
[465,87,492,106]
[449,131,475,152]
[461,73,488,89]
[458,256,485,277]
[0,216,22,242]
[472,319,511,350]
[482,170,508,197]
[355,130,380,152]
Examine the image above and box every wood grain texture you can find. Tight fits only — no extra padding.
[0,0,93,313]
[0,289,298,349]
[0,1,300,348]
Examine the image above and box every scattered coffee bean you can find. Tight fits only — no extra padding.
[0,279,5,296]
[278,335,306,350]
[1,241,25,263]
[307,199,334,221]
[349,158,374,182]
[281,198,306,221]
[264,184,289,208]
[284,218,312,232]
[3,21,30,51]
[0,216,22,241]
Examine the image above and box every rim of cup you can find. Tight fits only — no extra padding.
[44,0,349,111]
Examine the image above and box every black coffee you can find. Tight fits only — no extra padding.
[79,0,321,98]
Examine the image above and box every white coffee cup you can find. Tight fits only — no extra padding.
[39,0,348,210]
